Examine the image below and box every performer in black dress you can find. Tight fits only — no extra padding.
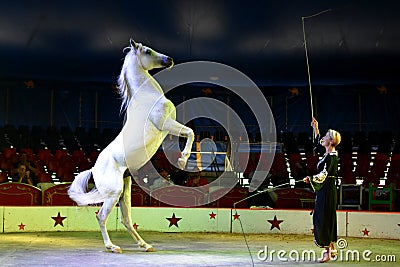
[303,117,341,263]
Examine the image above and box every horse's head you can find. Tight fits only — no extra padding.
[127,38,174,70]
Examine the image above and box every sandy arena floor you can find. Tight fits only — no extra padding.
[0,231,399,266]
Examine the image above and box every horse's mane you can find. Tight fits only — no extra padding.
[117,46,135,114]
[117,73,130,115]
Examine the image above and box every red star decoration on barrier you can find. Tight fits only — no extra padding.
[233,212,240,220]
[267,215,284,230]
[18,222,25,230]
[166,213,182,228]
[52,212,67,227]
[133,223,139,230]
[209,212,216,219]
[362,228,370,236]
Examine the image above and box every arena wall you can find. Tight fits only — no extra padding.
[1,206,399,240]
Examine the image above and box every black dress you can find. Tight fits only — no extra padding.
[309,138,338,248]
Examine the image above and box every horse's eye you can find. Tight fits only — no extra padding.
[145,49,152,55]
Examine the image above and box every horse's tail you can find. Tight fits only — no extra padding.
[68,169,104,206]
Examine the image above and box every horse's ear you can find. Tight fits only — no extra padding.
[130,38,139,50]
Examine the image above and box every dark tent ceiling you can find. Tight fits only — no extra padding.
[1,0,399,85]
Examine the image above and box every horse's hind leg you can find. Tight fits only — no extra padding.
[119,176,154,252]
[97,197,122,253]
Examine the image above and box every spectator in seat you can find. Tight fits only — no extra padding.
[149,168,174,190]
[14,152,38,184]
[185,167,209,192]
[12,163,34,185]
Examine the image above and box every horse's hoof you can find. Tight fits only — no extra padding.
[145,245,154,252]
[138,241,154,252]
[107,245,122,253]
[112,247,122,253]
[177,158,187,170]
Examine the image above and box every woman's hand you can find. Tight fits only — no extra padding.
[311,117,320,137]
[311,117,318,129]
[303,176,310,183]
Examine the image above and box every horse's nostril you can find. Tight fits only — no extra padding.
[165,57,174,67]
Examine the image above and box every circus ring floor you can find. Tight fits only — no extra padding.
[1,231,399,266]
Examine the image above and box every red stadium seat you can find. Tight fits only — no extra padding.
[354,153,371,185]
[0,172,9,183]
[42,183,75,206]
[3,147,17,159]
[288,153,302,178]
[54,149,68,161]
[149,186,206,207]
[209,187,248,208]
[71,149,86,165]
[306,152,320,174]
[89,150,100,163]
[47,158,59,173]
[338,153,355,184]
[21,148,34,155]
[38,149,53,164]
[367,153,389,186]
[274,188,315,209]
[387,153,400,188]
[0,159,13,174]
[57,167,75,182]
[131,184,149,206]
[0,183,42,206]
[37,172,53,183]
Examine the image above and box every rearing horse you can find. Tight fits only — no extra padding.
[68,39,194,253]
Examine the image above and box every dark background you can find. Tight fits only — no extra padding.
[1,0,399,138]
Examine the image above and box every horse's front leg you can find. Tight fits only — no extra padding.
[163,118,194,169]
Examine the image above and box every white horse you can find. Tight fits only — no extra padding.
[68,38,194,253]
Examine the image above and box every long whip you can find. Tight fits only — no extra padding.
[301,9,332,149]
[301,9,332,119]
[233,180,303,208]
[233,179,305,266]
